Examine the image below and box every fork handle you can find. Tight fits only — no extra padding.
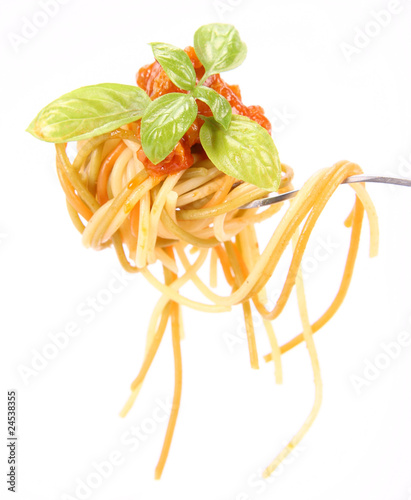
[240,174,411,209]
[343,174,411,187]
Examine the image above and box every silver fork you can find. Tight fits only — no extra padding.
[240,175,411,209]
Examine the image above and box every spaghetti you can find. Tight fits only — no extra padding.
[56,139,378,478]
[28,23,379,480]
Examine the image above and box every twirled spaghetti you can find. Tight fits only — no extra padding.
[55,135,378,478]
[28,23,379,480]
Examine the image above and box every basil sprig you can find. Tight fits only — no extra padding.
[192,86,232,130]
[140,23,247,164]
[150,42,196,91]
[26,83,151,143]
[141,93,198,164]
[194,23,247,83]
[200,115,281,191]
[27,23,281,191]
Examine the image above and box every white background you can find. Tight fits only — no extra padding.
[1,0,411,499]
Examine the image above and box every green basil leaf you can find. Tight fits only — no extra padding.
[193,86,232,130]
[194,23,247,79]
[150,42,196,91]
[199,115,281,191]
[26,83,151,143]
[141,92,198,164]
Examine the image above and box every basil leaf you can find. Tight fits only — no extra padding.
[193,86,232,130]
[26,83,151,143]
[150,42,196,91]
[141,92,198,164]
[194,23,247,79]
[199,115,281,191]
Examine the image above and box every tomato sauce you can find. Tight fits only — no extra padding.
[136,46,272,176]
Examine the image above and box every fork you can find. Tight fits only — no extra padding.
[240,175,411,209]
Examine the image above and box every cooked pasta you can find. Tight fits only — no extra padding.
[27,22,379,479]
[55,138,378,478]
